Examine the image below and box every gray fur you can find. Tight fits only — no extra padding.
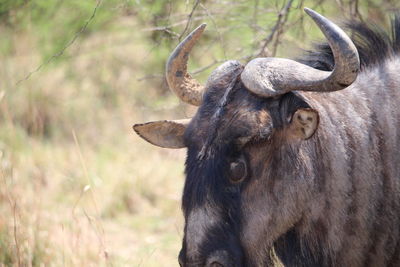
[239,57,400,266]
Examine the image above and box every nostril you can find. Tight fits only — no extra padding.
[209,261,224,267]
[206,251,229,267]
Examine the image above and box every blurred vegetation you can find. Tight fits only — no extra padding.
[0,0,399,266]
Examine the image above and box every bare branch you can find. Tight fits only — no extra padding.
[192,59,227,75]
[16,0,103,86]
[199,3,227,59]
[137,74,164,82]
[256,0,294,57]
[143,26,180,38]
[178,0,201,41]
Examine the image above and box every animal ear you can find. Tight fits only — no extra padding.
[133,119,190,148]
[287,108,319,140]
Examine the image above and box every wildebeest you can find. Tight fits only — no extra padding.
[133,8,400,267]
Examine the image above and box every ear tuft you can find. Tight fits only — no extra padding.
[133,119,190,148]
[289,108,319,140]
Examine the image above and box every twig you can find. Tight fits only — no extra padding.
[271,0,294,56]
[12,201,21,267]
[199,3,227,59]
[178,0,201,41]
[1,167,21,266]
[142,26,180,38]
[142,15,208,32]
[192,59,227,74]
[192,51,261,75]
[72,129,109,264]
[256,0,294,57]
[16,0,103,85]
[154,1,295,76]
[136,74,164,82]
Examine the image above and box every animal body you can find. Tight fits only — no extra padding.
[134,8,400,267]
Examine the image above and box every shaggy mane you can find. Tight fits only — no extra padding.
[298,14,400,71]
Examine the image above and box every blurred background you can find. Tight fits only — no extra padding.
[0,0,399,266]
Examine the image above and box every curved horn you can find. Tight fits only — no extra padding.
[166,24,206,106]
[241,8,360,98]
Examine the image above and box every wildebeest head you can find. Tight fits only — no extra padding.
[134,8,360,267]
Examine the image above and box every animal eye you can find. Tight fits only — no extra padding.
[229,159,247,183]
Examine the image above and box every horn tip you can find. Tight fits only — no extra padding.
[304,8,326,24]
[197,23,207,31]
[304,7,317,17]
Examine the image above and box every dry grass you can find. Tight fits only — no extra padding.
[0,17,190,266]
